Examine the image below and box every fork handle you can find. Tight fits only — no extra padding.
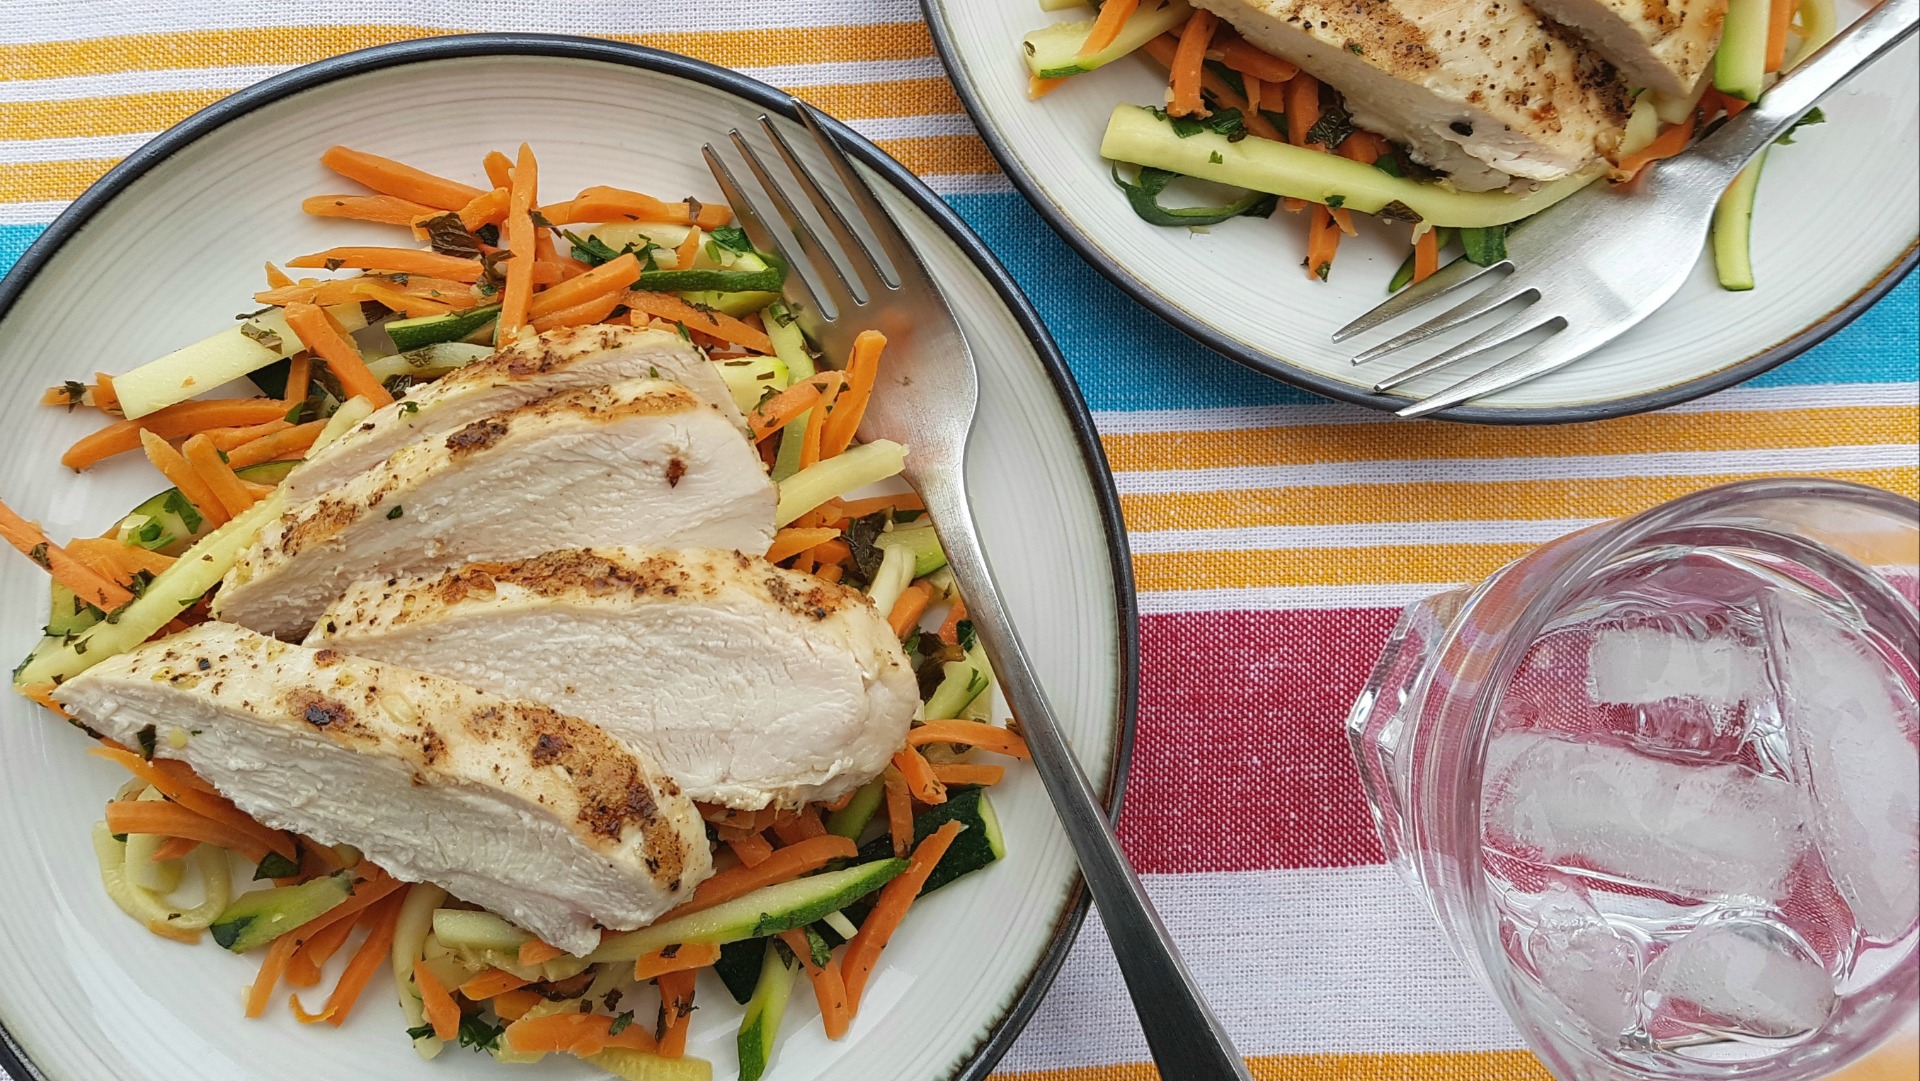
[927,485,1255,1081]
[1683,0,1917,185]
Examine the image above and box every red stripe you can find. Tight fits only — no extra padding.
[1117,608,1400,874]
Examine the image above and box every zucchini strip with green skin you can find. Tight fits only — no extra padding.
[1711,151,1768,291]
[1023,0,1192,79]
[1099,105,1605,228]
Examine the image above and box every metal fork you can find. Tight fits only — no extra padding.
[1337,0,1917,418]
[704,106,1255,1081]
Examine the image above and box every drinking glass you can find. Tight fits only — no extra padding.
[1347,478,1919,1081]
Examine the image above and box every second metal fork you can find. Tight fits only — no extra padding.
[703,105,1256,1081]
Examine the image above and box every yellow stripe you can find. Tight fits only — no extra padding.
[1101,406,1920,472]
[0,159,116,204]
[872,134,998,176]
[1,77,965,142]
[1133,543,1538,592]
[1120,467,1920,532]
[0,23,935,83]
[996,1050,1553,1081]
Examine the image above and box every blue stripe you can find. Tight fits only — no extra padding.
[0,225,46,284]
[946,192,1918,413]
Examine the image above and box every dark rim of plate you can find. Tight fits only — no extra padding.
[0,33,1142,1081]
[919,0,1919,425]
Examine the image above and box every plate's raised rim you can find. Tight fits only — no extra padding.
[0,33,1141,1081]
[920,0,1919,425]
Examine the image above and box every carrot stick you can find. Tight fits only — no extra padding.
[820,331,885,457]
[771,806,826,846]
[62,397,296,470]
[800,380,830,470]
[937,598,968,644]
[139,429,229,528]
[777,929,853,1039]
[727,830,775,867]
[352,278,454,319]
[1413,227,1440,285]
[203,419,293,452]
[1338,130,1390,165]
[412,959,461,1041]
[908,720,1032,760]
[499,144,538,340]
[518,939,566,966]
[888,582,933,638]
[483,150,515,190]
[766,527,841,564]
[625,291,775,354]
[669,834,857,918]
[1140,36,1285,142]
[0,501,133,610]
[1305,204,1341,280]
[246,930,301,1018]
[91,373,120,414]
[930,763,1006,787]
[842,820,966,1010]
[285,247,484,283]
[283,302,393,408]
[285,915,356,988]
[182,434,260,516]
[1028,74,1066,99]
[544,186,732,230]
[1081,0,1139,57]
[1216,36,1299,83]
[505,1012,658,1055]
[226,420,327,468]
[301,193,439,226]
[1766,0,1794,70]
[320,889,406,1026]
[1286,73,1322,147]
[104,800,281,864]
[280,351,312,407]
[150,836,200,861]
[489,988,542,1021]
[632,941,722,982]
[458,968,532,1000]
[67,537,172,583]
[883,766,913,858]
[457,186,511,232]
[1167,9,1217,117]
[529,290,624,334]
[525,252,640,320]
[265,262,295,289]
[748,372,842,441]
[320,146,485,211]
[891,747,948,805]
[656,969,697,1057]
[1615,115,1698,179]
[672,227,701,271]
[94,746,302,864]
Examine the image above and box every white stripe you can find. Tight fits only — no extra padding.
[1093,382,1920,435]
[842,113,977,142]
[1000,865,1524,1071]
[1112,444,1920,494]
[0,57,948,106]
[0,132,152,165]
[0,201,66,226]
[1128,517,1597,554]
[0,0,922,43]
[918,172,1014,195]
[1137,582,1458,613]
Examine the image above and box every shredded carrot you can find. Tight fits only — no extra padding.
[669,834,857,918]
[1246,76,1264,116]
[1216,35,1299,83]
[819,331,884,457]
[0,501,133,610]
[284,302,393,408]
[749,372,844,441]
[1139,36,1283,141]
[937,598,968,644]
[66,538,172,585]
[632,941,722,982]
[525,252,640,320]
[1081,0,1140,57]
[301,193,438,226]
[411,959,461,1041]
[671,228,701,271]
[1028,75,1066,99]
[498,143,539,340]
[19,682,68,717]
[888,582,934,638]
[181,434,260,516]
[1338,130,1391,165]
[883,766,914,858]
[458,968,532,1000]
[1305,204,1341,281]
[457,186,511,232]
[281,351,313,407]
[770,806,826,846]
[318,888,406,1026]
[842,820,967,1010]
[1615,114,1698,180]
[543,186,732,230]
[505,1011,658,1056]
[930,762,1006,787]
[102,799,295,865]
[490,988,542,1021]
[285,915,356,988]
[62,397,295,470]
[483,150,515,190]
[1413,227,1440,285]
[246,930,301,1018]
[264,262,295,289]
[1286,73,1322,147]
[518,938,566,967]
[822,790,858,814]
[908,720,1032,760]
[352,278,454,319]
[891,746,948,805]
[807,539,852,566]
[778,929,853,1039]
[657,969,697,1057]
[149,836,200,861]
[1167,9,1217,117]
[286,246,485,282]
[320,146,485,211]
[139,429,230,528]
[767,527,841,564]
[624,291,775,354]
[528,289,624,334]
[203,419,292,452]
[1766,0,1794,70]
[727,832,775,868]
[226,420,327,469]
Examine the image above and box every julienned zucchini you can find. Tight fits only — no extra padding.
[923,643,991,721]
[587,858,909,963]
[111,303,367,420]
[825,778,887,841]
[876,524,948,578]
[765,302,817,483]
[1715,0,1773,101]
[1711,151,1768,290]
[714,353,791,413]
[112,460,300,557]
[1023,0,1192,79]
[715,937,767,1004]
[1100,105,1604,228]
[737,940,800,1081]
[16,489,287,689]
[637,251,786,295]
[385,305,500,352]
[583,1049,715,1081]
[364,342,494,385]
[210,872,352,952]
[854,787,1005,898]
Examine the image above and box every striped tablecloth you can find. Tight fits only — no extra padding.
[3,4,1917,1080]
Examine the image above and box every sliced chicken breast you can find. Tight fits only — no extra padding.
[213,378,776,638]
[286,325,742,502]
[1528,0,1725,97]
[1195,0,1633,188]
[53,622,711,954]
[307,548,921,810]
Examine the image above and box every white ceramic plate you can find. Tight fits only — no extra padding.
[924,0,1919,422]
[0,37,1137,1081]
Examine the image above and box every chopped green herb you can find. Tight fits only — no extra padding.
[239,322,284,352]
[956,619,977,652]
[1112,165,1277,228]
[1304,105,1354,149]
[162,490,204,534]
[475,223,501,246]
[1152,106,1249,142]
[399,401,420,415]
[707,225,755,253]
[458,1015,505,1053]
[405,1024,435,1042]
[253,851,300,880]
[1776,108,1825,145]
[26,543,50,570]
[608,1011,636,1036]
[136,724,158,760]
[418,213,483,260]
[1326,194,1346,209]
[61,380,87,411]
[387,506,404,520]
[1208,150,1224,165]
